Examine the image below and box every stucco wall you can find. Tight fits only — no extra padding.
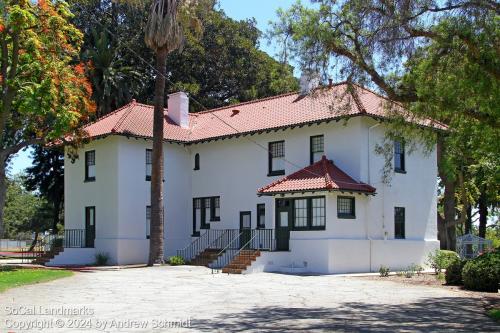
[64,115,438,269]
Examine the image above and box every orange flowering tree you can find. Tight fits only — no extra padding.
[0,0,95,237]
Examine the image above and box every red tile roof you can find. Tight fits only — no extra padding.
[258,156,376,195]
[83,83,447,143]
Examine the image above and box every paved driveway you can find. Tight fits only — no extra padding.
[0,266,498,332]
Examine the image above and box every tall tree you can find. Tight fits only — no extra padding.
[24,146,65,234]
[0,0,95,237]
[270,0,499,249]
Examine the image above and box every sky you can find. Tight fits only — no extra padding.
[9,0,299,176]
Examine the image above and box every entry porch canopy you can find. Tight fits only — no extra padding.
[257,156,376,196]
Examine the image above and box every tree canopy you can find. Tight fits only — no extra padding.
[0,0,95,237]
[270,0,499,249]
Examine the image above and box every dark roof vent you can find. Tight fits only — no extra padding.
[231,109,240,117]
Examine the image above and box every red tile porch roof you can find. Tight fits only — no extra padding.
[82,83,447,143]
[258,156,376,196]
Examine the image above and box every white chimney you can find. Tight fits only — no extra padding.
[168,92,189,128]
[299,70,321,95]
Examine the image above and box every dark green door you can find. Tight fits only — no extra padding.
[85,206,96,248]
[275,199,291,251]
[239,211,251,249]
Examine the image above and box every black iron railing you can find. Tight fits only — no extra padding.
[211,229,275,273]
[177,229,228,262]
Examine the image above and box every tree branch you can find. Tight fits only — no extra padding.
[0,139,45,160]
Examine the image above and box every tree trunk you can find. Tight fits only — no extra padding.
[465,204,472,234]
[437,212,447,249]
[437,136,457,250]
[148,47,167,266]
[478,192,488,238]
[28,232,39,252]
[0,159,6,239]
[52,198,62,234]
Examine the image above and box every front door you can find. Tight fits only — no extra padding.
[239,211,251,249]
[275,199,291,251]
[85,207,96,248]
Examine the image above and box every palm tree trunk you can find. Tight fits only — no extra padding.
[148,47,168,266]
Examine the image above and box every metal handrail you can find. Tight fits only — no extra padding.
[211,229,276,274]
[177,229,227,262]
[211,231,244,274]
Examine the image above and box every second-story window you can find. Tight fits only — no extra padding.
[268,141,285,176]
[146,149,152,181]
[85,150,96,182]
[394,140,405,173]
[310,135,324,164]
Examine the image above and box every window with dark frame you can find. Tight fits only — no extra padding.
[290,196,326,230]
[146,206,151,239]
[210,197,220,221]
[194,153,200,170]
[395,207,405,239]
[394,140,405,173]
[146,149,152,181]
[337,196,355,218]
[85,150,96,181]
[257,204,266,229]
[268,141,285,176]
[310,135,324,164]
[193,196,220,226]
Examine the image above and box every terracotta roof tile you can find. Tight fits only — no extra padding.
[83,83,447,143]
[258,156,376,195]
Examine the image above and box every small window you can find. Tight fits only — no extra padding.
[395,207,405,239]
[146,149,152,181]
[394,140,405,173]
[257,204,266,229]
[210,197,220,221]
[294,199,308,228]
[310,135,324,164]
[194,153,200,170]
[85,150,96,182]
[146,206,151,239]
[311,197,326,227]
[337,196,355,219]
[268,141,285,176]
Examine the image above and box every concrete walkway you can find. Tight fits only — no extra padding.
[0,266,498,332]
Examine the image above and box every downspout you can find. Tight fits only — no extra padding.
[367,123,381,272]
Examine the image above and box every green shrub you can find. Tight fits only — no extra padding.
[95,253,109,266]
[379,265,390,277]
[168,256,185,266]
[488,308,500,322]
[445,258,467,285]
[462,251,500,292]
[427,249,459,273]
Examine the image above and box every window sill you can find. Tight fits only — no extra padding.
[394,169,406,174]
[145,176,151,181]
[84,178,96,183]
[337,215,356,219]
[191,232,200,237]
[210,218,220,222]
[291,227,326,231]
[200,225,210,230]
[268,170,285,177]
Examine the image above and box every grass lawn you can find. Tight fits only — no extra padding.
[0,266,73,292]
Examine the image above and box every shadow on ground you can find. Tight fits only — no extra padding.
[191,296,499,332]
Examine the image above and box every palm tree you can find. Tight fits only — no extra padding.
[144,0,184,265]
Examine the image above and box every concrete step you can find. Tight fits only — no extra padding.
[222,268,242,274]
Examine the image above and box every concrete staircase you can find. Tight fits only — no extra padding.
[33,247,64,265]
[189,249,222,266]
[222,250,261,274]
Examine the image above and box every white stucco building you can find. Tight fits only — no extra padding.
[49,82,445,274]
